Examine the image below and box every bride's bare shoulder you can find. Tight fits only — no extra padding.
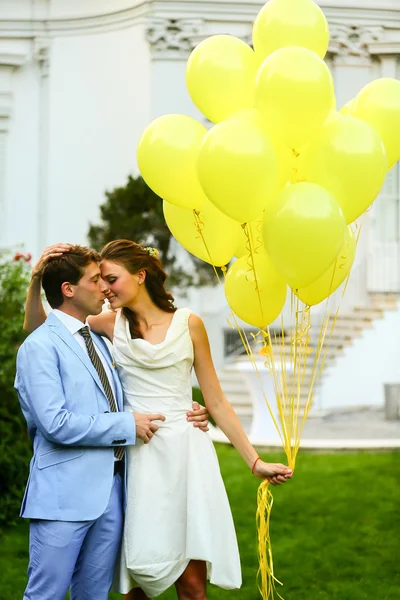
[87,310,117,341]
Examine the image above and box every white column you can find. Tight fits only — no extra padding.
[380,55,398,78]
[0,63,20,245]
[328,24,379,107]
[34,38,50,254]
[145,17,206,122]
[370,51,400,292]
[0,128,7,246]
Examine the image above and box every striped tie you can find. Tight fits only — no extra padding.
[79,326,124,461]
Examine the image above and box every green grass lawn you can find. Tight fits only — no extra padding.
[1,445,399,600]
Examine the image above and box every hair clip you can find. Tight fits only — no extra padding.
[144,247,159,258]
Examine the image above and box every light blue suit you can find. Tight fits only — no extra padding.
[15,312,136,599]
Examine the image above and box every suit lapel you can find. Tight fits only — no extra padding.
[46,313,106,398]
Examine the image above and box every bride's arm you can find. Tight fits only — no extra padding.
[24,273,47,333]
[24,243,71,333]
[189,314,293,484]
[87,311,116,341]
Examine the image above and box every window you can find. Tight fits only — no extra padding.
[375,163,400,243]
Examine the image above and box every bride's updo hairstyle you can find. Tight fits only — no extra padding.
[100,239,176,339]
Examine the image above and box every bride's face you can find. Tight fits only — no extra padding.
[101,260,145,309]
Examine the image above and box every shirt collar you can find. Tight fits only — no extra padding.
[52,309,90,336]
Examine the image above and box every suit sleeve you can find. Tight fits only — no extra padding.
[15,340,136,447]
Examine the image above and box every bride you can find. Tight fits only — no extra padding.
[24,240,292,600]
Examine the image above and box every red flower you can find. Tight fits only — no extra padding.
[13,251,32,263]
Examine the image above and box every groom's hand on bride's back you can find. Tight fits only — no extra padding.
[133,402,209,443]
[187,402,209,432]
[133,413,166,444]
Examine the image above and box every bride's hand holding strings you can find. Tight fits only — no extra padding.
[253,460,293,486]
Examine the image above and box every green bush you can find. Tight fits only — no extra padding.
[0,253,32,527]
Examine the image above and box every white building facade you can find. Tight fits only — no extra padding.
[1,0,400,417]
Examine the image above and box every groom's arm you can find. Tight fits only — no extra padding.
[15,340,139,448]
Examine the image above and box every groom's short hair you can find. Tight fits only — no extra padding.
[42,245,101,308]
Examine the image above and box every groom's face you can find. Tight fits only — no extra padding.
[69,262,108,316]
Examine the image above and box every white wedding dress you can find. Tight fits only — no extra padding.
[113,308,242,597]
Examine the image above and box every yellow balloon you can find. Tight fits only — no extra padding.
[234,220,264,259]
[352,78,400,169]
[186,35,258,124]
[276,143,294,188]
[229,107,293,188]
[163,199,240,266]
[263,182,346,289]
[302,117,388,223]
[255,47,334,149]
[295,226,356,305]
[288,115,340,184]
[137,115,207,210]
[324,109,343,126]
[252,0,329,61]
[340,99,355,116]
[197,113,279,223]
[229,107,294,190]
[225,250,287,328]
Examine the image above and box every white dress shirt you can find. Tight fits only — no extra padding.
[52,309,117,400]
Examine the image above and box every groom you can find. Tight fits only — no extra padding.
[15,244,208,600]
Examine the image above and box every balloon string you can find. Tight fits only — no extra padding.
[298,221,363,439]
[241,221,361,599]
[194,211,362,600]
[254,220,264,254]
[192,209,222,283]
[243,223,265,322]
[256,481,284,600]
[201,233,292,599]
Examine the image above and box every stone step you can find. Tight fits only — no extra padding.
[219,388,251,403]
[268,342,349,357]
[217,292,396,437]
[231,405,253,417]
[353,306,384,318]
[265,392,315,405]
[257,374,322,399]
[225,400,253,413]
[372,301,399,310]
[238,417,252,434]
[219,376,251,393]
[316,323,364,336]
[272,330,353,349]
[220,381,315,410]
[369,292,400,309]
[218,368,248,377]
[219,380,251,391]
[284,374,319,386]
[307,335,353,348]
[218,365,248,377]
[331,314,376,327]
[218,370,253,422]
